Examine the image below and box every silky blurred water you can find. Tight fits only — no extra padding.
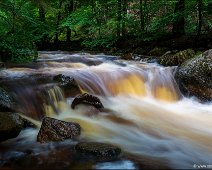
[0,51,211,169]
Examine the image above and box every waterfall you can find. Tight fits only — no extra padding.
[0,52,211,169]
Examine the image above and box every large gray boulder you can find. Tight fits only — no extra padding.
[175,49,212,101]
[37,117,81,143]
[0,112,24,142]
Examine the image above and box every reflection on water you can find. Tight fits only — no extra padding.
[0,52,212,169]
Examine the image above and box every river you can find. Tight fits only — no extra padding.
[0,51,212,169]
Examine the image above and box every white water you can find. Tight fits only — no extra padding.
[0,52,212,169]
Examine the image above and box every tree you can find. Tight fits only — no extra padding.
[117,0,122,37]
[122,0,127,35]
[139,0,144,31]
[172,0,185,36]
[66,0,74,43]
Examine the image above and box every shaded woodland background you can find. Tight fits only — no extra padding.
[0,0,211,62]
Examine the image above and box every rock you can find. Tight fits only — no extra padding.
[120,53,133,60]
[71,93,104,110]
[158,49,195,66]
[37,117,81,143]
[75,142,121,162]
[53,74,81,97]
[109,47,118,54]
[0,87,14,112]
[133,47,146,55]
[0,62,4,67]
[148,47,168,57]
[0,112,24,142]
[23,118,37,129]
[175,49,212,101]
[133,56,141,61]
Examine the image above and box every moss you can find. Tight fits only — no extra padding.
[148,47,168,57]
[175,49,212,101]
[158,49,195,66]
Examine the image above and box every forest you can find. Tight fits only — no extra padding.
[0,0,211,62]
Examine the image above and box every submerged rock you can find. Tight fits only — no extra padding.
[158,49,195,66]
[37,117,81,143]
[53,74,81,97]
[175,49,212,101]
[0,112,24,142]
[75,142,121,162]
[71,93,104,109]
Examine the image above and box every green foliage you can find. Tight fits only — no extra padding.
[0,0,211,62]
[83,36,118,49]
[61,5,94,38]
[0,0,39,62]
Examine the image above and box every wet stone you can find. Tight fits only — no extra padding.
[37,117,81,143]
[0,87,14,112]
[0,112,24,142]
[71,93,104,110]
[53,74,81,97]
[75,142,121,162]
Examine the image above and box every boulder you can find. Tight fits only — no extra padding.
[53,74,81,97]
[0,87,14,112]
[133,47,146,55]
[158,49,195,66]
[0,61,4,67]
[175,49,212,101]
[148,47,168,57]
[71,93,104,110]
[120,53,133,60]
[37,117,81,143]
[0,112,24,142]
[75,142,121,162]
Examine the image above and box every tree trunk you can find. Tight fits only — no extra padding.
[172,0,185,36]
[140,0,144,31]
[117,0,122,37]
[66,0,74,43]
[39,5,45,23]
[197,0,202,38]
[122,0,127,36]
[194,0,203,46]
[54,1,63,47]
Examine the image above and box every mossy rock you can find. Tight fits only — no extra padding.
[133,47,146,55]
[75,142,121,162]
[158,49,195,66]
[0,112,24,142]
[148,47,169,57]
[175,49,212,101]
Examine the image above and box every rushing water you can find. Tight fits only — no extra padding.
[0,51,212,169]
